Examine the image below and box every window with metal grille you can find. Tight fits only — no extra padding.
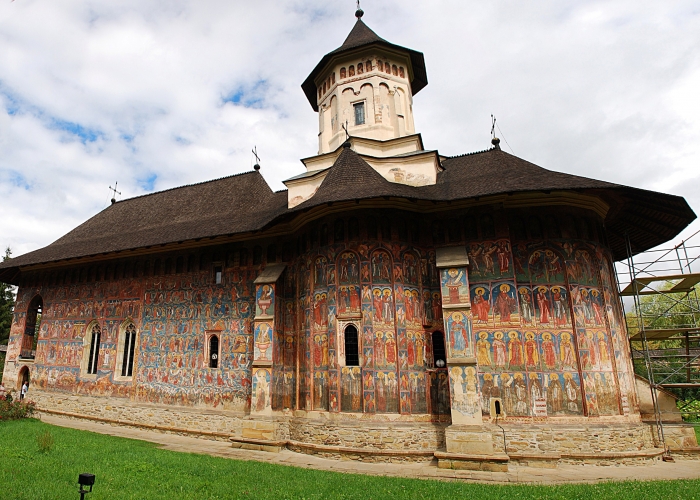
[209,335,219,369]
[354,102,365,125]
[87,324,101,375]
[121,323,137,377]
[344,325,359,366]
[432,331,446,368]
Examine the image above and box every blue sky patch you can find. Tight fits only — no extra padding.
[138,173,157,192]
[50,118,102,144]
[222,79,269,108]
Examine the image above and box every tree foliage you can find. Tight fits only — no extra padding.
[0,247,16,346]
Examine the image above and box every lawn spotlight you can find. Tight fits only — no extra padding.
[78,473,95,500]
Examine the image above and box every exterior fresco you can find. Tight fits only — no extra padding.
[2,210,637,425]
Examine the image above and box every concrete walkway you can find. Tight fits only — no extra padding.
[39,413,700,485]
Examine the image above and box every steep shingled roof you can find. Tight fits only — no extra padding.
[0,171,287,273]
[301,19,428,111]
[0,146,695,284]
[291,145,424,210]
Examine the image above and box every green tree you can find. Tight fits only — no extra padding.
[0,247,16,346]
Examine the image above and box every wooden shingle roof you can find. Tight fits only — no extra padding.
[0,145,695,284]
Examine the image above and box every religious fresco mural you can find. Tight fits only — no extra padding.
[3,211,635,424]
[467,236,625,419]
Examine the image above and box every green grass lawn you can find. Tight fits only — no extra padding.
[1,419,700,500]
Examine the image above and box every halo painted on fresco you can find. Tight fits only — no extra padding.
[500,284,510,292]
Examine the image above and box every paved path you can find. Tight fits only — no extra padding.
[39,413,700,485]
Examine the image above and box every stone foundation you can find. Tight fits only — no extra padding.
[31,390,677,466]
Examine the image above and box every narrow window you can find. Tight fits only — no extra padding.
[465,214,479,240]
[357,62,364,74]
[354,102,365,125]
[214,265,223,284]
[121,323,137,377]
[176,256,184,274]
[340,67,346,79]
[209,335,219,369]
[239,248,248,267]
[366,60,372,71]
[349,65,355,77]
[320,225,329,247]
[87,324,101,375]
[344,325,359,366]
[432,331,446,368]
[187,254,195,272]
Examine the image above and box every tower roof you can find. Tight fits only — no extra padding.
[301,18,428,111]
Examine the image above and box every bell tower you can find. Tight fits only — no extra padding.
[301,10,428,154]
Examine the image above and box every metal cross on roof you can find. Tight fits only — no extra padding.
[252,146,261,171]
[342,120,350,141]
[109,182,121,204]
[491,114,496,139]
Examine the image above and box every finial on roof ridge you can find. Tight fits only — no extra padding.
[491,137,501,150]
[355,0,364,18]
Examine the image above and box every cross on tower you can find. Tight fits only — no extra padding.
[342,120,350,141]
[252,146,261,171]
[109,182,121,204]
[491,115,496,139]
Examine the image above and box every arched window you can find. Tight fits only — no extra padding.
[239,248,249,267]
[357,62,364,74]
[392,64,398,76]
[432,331,446,368]
[153,259,161,276]
[267,244,277,264]
[399,66,405,78]
[209,335,219,369]
[340,67,346,79]
[320,224,329,247]
[366,60,372,71]
[377,60,383,72]
[86,323,101,375]
[118,323,137,378]
[344,324,359,366]
[384,61,391,73]
[20,295,42,359]
[349,65,355,77]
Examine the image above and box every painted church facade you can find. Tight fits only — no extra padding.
[1,13,697,467]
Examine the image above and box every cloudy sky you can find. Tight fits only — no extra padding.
[1,0,699,262]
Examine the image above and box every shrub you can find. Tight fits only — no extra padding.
[0,396,36,421]
[36,430,54,453]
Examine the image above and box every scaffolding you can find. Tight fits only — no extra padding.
[617,229,700,456]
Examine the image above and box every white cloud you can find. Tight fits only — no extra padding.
[0,0,699,257]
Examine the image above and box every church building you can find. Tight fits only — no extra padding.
[1,11,696,468]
